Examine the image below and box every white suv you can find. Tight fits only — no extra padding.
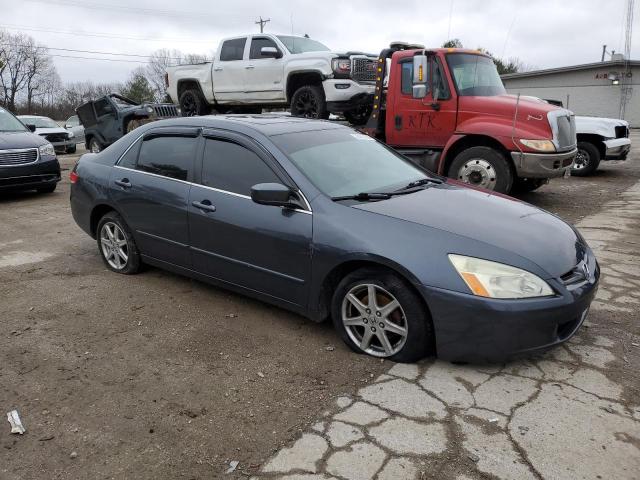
[165,34,377,124]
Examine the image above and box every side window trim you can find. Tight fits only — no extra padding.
[116,134,144,166]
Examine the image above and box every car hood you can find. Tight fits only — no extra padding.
[352,182,583,278]
[575,116,629,137]
[0,131,48,149]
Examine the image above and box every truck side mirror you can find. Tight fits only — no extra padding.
[261,47,281,58]
[412,54,428,99]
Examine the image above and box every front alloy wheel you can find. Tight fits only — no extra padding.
[100,222,129,270]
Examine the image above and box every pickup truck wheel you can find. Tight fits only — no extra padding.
[449,146,513,194]
[291,85,329,120]
[343,105,372,126]
[179,89,210,117]
[571,141,600,177]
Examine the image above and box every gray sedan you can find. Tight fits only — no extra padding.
[69,116,599,362]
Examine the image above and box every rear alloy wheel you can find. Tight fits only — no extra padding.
[449,146,513,194]
[179,89,210,117]
[571,141,600,177]
[290,85,329,120]
[332,269,433,362]
[89,138,102,153]
[96,212,141,274]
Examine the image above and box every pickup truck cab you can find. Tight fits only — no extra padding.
[362,45,578,194]
[166,34,377,124]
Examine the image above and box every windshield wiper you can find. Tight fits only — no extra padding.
[395,177,443,192]
[332,192,392,202]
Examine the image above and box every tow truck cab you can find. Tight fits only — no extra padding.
[363,45,578,194]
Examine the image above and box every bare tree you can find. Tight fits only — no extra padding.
[0,31,34,111]
[25,45,54,113]
[146,49,209,101]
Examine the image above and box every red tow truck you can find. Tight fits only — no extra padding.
[360,43,578,194]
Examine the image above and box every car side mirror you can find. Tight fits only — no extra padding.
[261,46,281,58]
[64,124,70,129]
[26,124,36,132]
[251,183,294,207]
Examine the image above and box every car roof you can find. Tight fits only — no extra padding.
[145,114,348,137]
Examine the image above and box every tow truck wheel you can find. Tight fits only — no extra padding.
[179,89,210,117]
[449,146,513,194]
[343,105,372,126]
[291,85,329,120]
[571,141,600,177]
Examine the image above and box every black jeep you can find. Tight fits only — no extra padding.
[76,94,179,152]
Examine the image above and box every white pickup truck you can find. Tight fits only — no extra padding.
[572,116,631,176]
[165,34,377,124]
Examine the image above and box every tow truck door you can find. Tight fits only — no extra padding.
[387,56,457,148]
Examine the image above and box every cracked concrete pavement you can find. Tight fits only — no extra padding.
[252,181,640,479]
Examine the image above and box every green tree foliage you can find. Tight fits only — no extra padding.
[120,68,155,103]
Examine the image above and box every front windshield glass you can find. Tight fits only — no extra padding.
[447,53,506,96]
[272,129,431,198]
[276,36,330,54]
[0,108,28,132]
[19,116,59,128]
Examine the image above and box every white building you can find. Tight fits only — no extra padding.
[502,59,639,127]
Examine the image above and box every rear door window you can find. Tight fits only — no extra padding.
[201,138,280,195]
[137,135,198,181]
[220,38,247,61]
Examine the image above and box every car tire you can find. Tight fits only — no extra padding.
[89,137,103,153]
[448,146,514,194]
[511,178,546,193]
[66,144,77,154]
[290,85,329,120]
[37,184,57,194]
[179,89,210,117]
[343,105,372,126]
[96,211,141,275]
[331,268,434,363]
[571,141,601,177]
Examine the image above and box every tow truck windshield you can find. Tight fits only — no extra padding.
[447,53,506,97]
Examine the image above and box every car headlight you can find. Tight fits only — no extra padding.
[448,254,554,299]
[39,143,55,156]
[332,58,351,74]
[146,106,154,114]
[68,131,75,138]
[519,139,556,152]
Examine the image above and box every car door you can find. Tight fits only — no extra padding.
[213,37,249,102]
[110,128,200,268]
[244,36,285,102]
[65,115,84,143]
[188,130,312,306]
[387,57,457,148]
[93,98,120,144]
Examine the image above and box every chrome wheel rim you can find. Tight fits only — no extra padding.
[90,140,101,153]
[100,222,128,270]
[458,159,497,190]
[341,284,408,358]
[573,149,589,170]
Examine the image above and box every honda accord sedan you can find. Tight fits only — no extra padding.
[70,115,599,362]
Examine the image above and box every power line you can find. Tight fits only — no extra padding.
[0,23,213,44]
[0,43,196,61]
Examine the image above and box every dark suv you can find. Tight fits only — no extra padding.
[0,106,60,194]
[76,93,179,153]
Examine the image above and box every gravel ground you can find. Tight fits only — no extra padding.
[1,133,639,479]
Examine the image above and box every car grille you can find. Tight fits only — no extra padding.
[153,104,179,117]
[0,148,38,166]
[555,114,576,151]
[615,125,630,138]
[351,57,376,82]
[42,132,69,143]
[560,259,598,287]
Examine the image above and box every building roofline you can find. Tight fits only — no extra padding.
[501,60,640,79]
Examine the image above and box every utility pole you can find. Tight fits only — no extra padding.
[601,44,607,62]
[255,16,270,33]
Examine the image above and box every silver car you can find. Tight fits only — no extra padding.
[18,115,77,154]
[64,115,85,147]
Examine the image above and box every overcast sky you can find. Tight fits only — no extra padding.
[1,0,637,84]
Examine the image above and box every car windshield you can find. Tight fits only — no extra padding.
[19,116,59,128]
[276,36,330,54]
[0,108,28,132]
[447,53,506,96]
[272,128,433,198]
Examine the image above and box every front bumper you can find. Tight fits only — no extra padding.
[420,254,599,362]
[0,157,61,191]
[49,139,76,152]
[323,79,375,111]
[510,148,577,178]
[604,138,631,160]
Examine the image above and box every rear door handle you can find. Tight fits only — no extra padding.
[245,65,255,69]
[192,200,216,213]
[114,178,132,189]
[213,67,223,72]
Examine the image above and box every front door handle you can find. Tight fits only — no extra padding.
[192,200,216,213]
[245,65,255,69]
[114,178,132,189]
[213,67,223,72]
